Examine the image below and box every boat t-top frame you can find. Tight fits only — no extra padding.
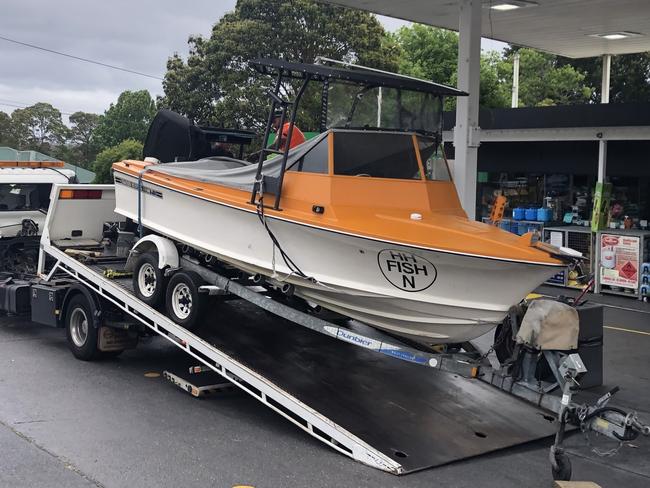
[248,58,467,210]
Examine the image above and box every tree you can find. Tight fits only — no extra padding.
[160,0,400,131]
[9,103,68,152]
[394,25,509,109]
[393,24,458,85]
[92,139,143,183]
[561,53,650,103]
[94,91,156,150]
[69,111,101,166]
[500,48,593,107]
[0,111,15,147]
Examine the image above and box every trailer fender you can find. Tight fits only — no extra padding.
[125,235,179,271]
[61,284,102,329]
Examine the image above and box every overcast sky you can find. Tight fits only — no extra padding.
[0,0,505,121]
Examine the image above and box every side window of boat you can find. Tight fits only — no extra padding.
[333,132,421,180]
[418,136,451,182]
[289,136,328,174]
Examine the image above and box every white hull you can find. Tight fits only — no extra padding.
[114,173,561,343]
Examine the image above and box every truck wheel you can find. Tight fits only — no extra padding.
[133,253,165,308]
[65,294,99,361]
[165,271,206,330]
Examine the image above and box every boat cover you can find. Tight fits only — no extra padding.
[149,131,329,191]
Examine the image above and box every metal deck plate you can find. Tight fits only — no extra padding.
[197,302,558,473]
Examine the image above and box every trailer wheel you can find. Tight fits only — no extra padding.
[133,253,165,308]
[65,294,99,361]
[165,271,206,330]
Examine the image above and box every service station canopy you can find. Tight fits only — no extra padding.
[321,0,650,58]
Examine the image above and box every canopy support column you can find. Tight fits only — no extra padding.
[598,54,611,183]
[453,0,481,220]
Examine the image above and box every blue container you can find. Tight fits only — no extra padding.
[642,262,650,274]
[511,221,520,233]
[499,220,510,230]
[537,207,552,222]
[517,223,528,235]
[525,208,538,221]
[641,284,649,297]
[513,208,525,220]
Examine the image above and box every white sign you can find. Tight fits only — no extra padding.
[599,233,640,289]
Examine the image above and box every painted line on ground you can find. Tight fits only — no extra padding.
[604,325,650,336]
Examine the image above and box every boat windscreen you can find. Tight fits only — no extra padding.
[417,136,452,182]
[333,132,421,180]
[326,82,442,135]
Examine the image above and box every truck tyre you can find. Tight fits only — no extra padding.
[133,253,165,308]
[165,271,206,330]
[65,294,99,361]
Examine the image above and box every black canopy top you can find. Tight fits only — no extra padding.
[250,58,468,97]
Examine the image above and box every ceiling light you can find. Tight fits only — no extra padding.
[491,3,521,11]
[487,1,538,11]
[590,31,643,40]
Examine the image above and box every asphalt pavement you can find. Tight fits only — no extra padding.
[1,301,649,488]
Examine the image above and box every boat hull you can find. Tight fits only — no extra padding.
[114,172,561,343]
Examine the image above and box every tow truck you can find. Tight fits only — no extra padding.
[0,182,647,480]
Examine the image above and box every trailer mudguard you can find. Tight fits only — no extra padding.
[125,235,179,271]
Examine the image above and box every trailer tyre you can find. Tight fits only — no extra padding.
[133,253,165,308]
[165,271,206,330]
[65,294,99,361]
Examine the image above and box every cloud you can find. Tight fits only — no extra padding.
[0,0,237,115]
[0,0,507,119]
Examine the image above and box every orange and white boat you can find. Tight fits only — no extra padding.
[112,59,570,344]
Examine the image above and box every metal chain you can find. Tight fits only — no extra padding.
[472,318,511,365]
[581,430,625,457]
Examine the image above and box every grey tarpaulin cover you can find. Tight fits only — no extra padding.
[516,299,579,351]
[150,131,328,191]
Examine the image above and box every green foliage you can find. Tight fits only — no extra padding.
[94,90,156,149]
[92,139,143,183]
[0,111,14,147]
[500,49,593,107]
[160,0,399,131]
[561,53,650,103]
[9,103,68,152]
[393,25,458,84]
[394,25,509,109]
[69,111,101,167]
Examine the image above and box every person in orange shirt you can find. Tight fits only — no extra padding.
[271,110,306,150]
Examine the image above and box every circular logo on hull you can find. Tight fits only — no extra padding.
[377,249,437,292]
